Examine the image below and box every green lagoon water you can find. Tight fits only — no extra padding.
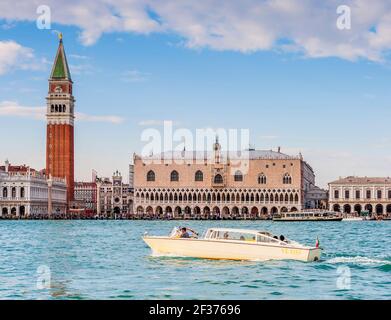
[0,220,390,299]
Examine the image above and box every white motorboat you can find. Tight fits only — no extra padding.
[273,211,343,221]
[143,227,322,262]
[342,216,364,221]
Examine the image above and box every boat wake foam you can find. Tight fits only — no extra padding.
[326,256,390,265]
[150,251,183,258]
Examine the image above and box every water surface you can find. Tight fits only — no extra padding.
[0,220,389,299]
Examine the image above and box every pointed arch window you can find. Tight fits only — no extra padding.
[195,170,203,182]
[234,170,243,182]
[146,170,155,182]
[258,173,267,184]
[214,174,223,184]
[170,170,179,182]
[283,173,292,184]
[2,187,7,198]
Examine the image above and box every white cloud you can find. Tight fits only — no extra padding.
[0,41,39,75]
[0,101,125,124]
[1,1,391,62]
[259,135,278,140]
[121,69,150,82]
[69,63,94,75]
[138,119,164,126]
[69,54,89,60]
[0,101,45,119]
[77,113,125,124]
[138,119,181,126]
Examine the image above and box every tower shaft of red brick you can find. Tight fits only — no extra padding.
[46,37,75,205]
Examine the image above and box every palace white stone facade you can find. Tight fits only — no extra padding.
[0,161,67,217]
[328,176,391,215]
[133,142,317,218]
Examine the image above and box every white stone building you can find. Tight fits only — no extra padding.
[329,176,391,215]
[0,161,67,217]
[304,185,328,209]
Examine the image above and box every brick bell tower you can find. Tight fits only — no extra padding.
[46,33,75,205]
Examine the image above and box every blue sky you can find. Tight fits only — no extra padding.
[1,1,391,187]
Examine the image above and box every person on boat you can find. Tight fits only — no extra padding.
[179,227,199,238]
[279,235,287,242]
[180,227,190,238]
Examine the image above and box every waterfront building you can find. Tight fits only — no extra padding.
[46,35,75,205]
[129,164,134,190]
[328,176,391,215]
[304,185,328,209]
[133,141,318,218]
[73,182,97,214]
[0,160,67,216]
[96,171,133,217]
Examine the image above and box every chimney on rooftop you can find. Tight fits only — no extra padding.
[5,159,10,173]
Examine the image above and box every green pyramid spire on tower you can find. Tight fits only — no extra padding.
[50,34,72,80]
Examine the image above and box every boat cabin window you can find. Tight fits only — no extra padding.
[209,231,257,242]
[207,230,283,244]
[256,235,279,244]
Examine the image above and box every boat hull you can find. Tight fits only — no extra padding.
[143,237,321,262]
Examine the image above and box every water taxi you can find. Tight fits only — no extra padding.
[273,211,342,222]
[342,215,364,221]
[143,227,322,262]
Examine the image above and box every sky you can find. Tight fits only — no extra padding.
[1,0,391,188]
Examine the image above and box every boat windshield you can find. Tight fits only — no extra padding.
[169,227,181,238]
